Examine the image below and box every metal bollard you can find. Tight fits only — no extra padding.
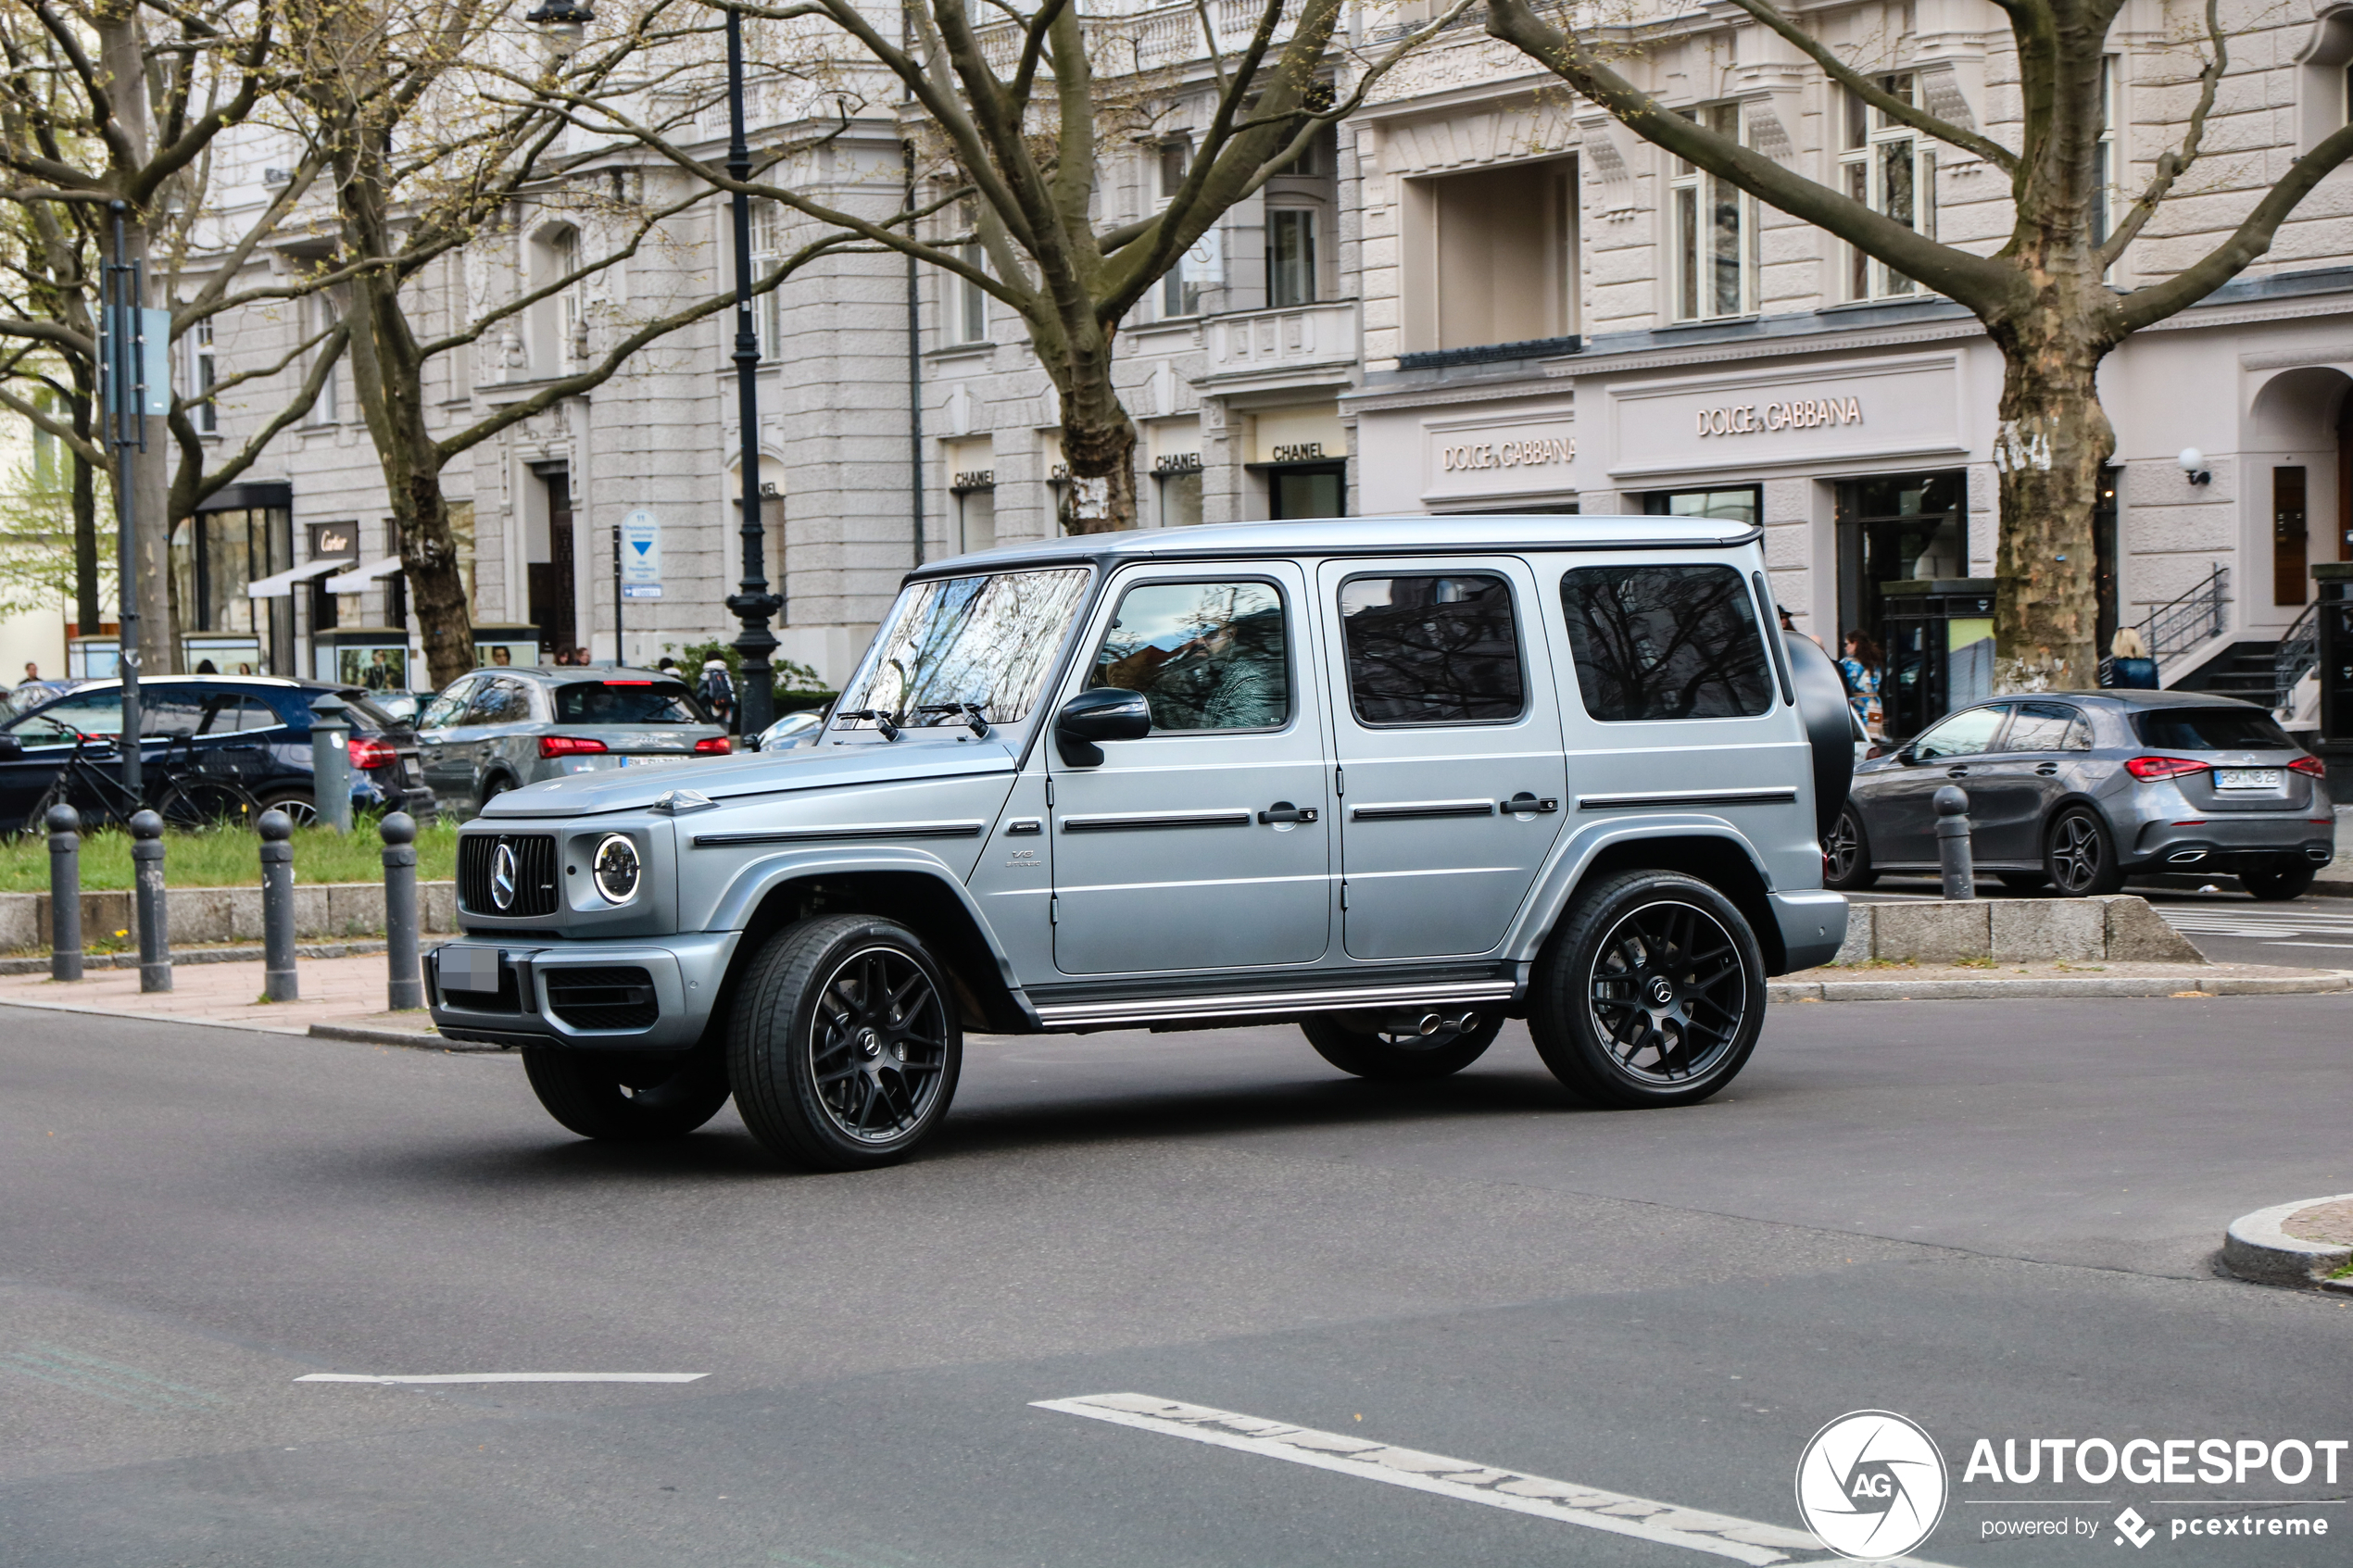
[308,694,353,835]
[258,808,298,1002]
[1933,784,1976,900]
[381,811,423,1010]
[130,809,172,993]
[46,804,82,982]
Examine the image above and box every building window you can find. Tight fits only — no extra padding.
[2090,57,2119,251]
[1403,158,1574,352]
[748,203,784,360]
[1839,75,1935,300]
[1158,143,1203,320]
[948,200,988,345]
[1642,486,1762,527]
[1671,104,1752,321]
[30,389,57,483]
[189,317,218,433]
[1267,209,1318,307]
[555,229,585,367]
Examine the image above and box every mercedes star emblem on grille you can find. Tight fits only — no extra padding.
[490,842,519,911]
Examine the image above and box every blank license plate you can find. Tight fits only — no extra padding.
[402,758,422,783]
[2215,769,2281,790]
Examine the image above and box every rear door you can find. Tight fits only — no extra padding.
[1974,700,2085,862]
[1321,559,1567,960]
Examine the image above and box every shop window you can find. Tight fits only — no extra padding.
[1834,471,1969,655]
[1153,455,1202,530]
[1671,104,1754,321]
[951,476,996,554]
[1643,486,1762,527]
[1337,573,1525,725]
[1559,564,1774,721]
[1268,464,1344,520]
[1839,76,1936,300]
[170,504,291,638]
[1404,158,1574,352]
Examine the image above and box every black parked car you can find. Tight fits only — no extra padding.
[0,675,434,832]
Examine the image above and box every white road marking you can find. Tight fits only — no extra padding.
[1033,1393,1957,1566]
[296,1372,707,1385]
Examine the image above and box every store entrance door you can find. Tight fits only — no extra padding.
[1836,470,1969,649]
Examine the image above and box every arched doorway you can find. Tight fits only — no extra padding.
[2247,366,2353,614]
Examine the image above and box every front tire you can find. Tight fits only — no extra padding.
[522,1047,731,1141]
[1822,805,1878,890]
[1528,871,1766,1109]
[2241,861,2317,901]
[2045,807,2125,896]
[728,915,962,1171]
[1302,1012,1503,1080]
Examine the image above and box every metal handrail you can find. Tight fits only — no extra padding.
[2273,600,2319,712]
[2138,564,2229,665]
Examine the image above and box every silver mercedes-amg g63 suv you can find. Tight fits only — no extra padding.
[427,516,1854,1169]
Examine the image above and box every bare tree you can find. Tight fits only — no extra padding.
[559,0,1471,533]
[1485,0,2353,686]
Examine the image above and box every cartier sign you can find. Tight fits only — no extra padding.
[1696,396,1863,437]
[1439,434,1576,471]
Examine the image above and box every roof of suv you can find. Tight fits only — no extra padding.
[911,514,1757,580]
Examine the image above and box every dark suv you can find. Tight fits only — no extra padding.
[0,675,434,832]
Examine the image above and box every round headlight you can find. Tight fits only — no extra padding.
[591,834,641,905]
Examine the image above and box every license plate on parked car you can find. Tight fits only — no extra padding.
[2215,768,2281,790]
[402,758,422,783]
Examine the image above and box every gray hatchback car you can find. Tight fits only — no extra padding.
[416,666,731,818]
[1826,690,2334,899]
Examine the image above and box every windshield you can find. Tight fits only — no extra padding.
[554,681,711,725]
[2133,707,2296,751]
[837,569,1091,726]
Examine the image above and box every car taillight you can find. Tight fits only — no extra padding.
[2124,756,2206,781]
[2291,754,2327,778]
[346,736,399,771]
[538,734,609,758]
[693,735,731,755]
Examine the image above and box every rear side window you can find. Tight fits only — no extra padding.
[200,694,283,734]
[1338,573,1525,725]
[2002,701,2088,753]
[1559,565,1774,721]
[2133,707,2295,751]
[555,681,711,725]
[466,679,532,726]
[418,676,477,731]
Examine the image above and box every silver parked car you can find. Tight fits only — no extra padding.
[1826,690,2334,899]
[424,515,1856,1171]
[415,666,730,818]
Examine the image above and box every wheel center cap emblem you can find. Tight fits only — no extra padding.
[1647,976,1675,1008]
[858,1028,883,1059]
[489,843,519,911]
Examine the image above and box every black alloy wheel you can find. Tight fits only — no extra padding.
[1529,870,1765,1109]
[2045,807,2125,896]
[258,789,319,827]
[522,1047,732,1141]
[729,915,963,1171]
[1822,805,1877,890]
[1302,1012,1504,1080]
[2241,861,2318,901]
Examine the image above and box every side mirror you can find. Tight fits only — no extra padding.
[1054,686,1151,768]
[1896,745,1920,766]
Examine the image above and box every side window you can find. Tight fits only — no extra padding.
[2064,715,2095,751]
[12,693,124,744]
[1910,705,2007,760]
[419,677,477,731]
[1087,579,1290,732]
[1559,564,1775,722]
[139,689,209,738]
[467,678,531,726]
[1337,573,1524,725]
[2004,701,2082,753]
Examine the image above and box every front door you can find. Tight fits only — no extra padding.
[1048,564,1331,976]
[1320,559,1567,960]
[416,674,480,806]
[1869,703,2010,864]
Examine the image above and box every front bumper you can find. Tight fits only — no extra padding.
[424,930,740,1049]
[1770,889,1848,973]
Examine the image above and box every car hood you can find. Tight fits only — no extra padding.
[475,735,1021,817]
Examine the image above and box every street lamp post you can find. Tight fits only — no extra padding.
[525,0,778,733]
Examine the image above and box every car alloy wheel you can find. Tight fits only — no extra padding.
[1585,900,1751,1086]
[808,945,953,1145]
[1822,805,1876,890]
[2045,809,2120,896]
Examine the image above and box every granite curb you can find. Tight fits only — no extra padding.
[1768,972,2353,1001]
[2220,1194,2353,1291]
[306,1022,498,1053]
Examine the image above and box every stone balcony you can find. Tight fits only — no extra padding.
[1195,300,1361,394]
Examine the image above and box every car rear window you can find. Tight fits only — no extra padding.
[2132,708,2295,751]
[554,681,711,725]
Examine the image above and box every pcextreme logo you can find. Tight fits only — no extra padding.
[1794,1410,1950,1561]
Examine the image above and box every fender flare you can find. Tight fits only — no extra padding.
[1504,814,1778,963]
[704,843,1022,988]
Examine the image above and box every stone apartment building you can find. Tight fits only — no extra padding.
[80,0,2353,712]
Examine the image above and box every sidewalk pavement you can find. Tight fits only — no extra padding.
[0,951,447,1046]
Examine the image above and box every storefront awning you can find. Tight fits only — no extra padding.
[323,556,404,594]
[245,558,347,599]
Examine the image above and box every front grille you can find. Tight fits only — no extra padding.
[458,833,560,918]
[544,965,659,1031]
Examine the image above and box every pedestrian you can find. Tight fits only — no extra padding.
[657,656,679,675]
[698,657,737,732]
[2099,626,2159,689]
[18,660,37,686]
[1838,631,1883,734]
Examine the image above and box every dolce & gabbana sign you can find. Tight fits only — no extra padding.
[1608,356,1962,477]
[1439,435,1576,471]
[1696,395,1863,437]
[1417,408,1579,504]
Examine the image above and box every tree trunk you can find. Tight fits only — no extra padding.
[1057,410,1139,535]
[1987,311,2115,690]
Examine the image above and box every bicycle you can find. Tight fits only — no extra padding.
[22,728,262,834]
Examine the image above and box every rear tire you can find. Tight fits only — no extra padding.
[1527,871,1765,1110]
[257,788,318,827]
[1302,1013,1503,1080]
[728,915,962,1171]
[1822,805,1878,890]
[2045,807,2125,896]
[2241,862,2317,901]
[522,1047,731,1141]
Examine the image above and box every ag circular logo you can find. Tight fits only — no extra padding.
[1794,1410,1947,1561]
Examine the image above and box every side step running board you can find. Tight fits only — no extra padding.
[1032,977,1516,1030]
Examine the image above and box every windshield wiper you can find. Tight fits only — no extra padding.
[836,708,902,741]
[912,701,990,738]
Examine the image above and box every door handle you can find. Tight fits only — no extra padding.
[1257,801,1318,824]
[2035,762,2059,776]
[1946,766,1969,777]
[1503,792,1561,814]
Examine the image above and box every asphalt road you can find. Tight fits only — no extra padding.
[4,997,2349,1567]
